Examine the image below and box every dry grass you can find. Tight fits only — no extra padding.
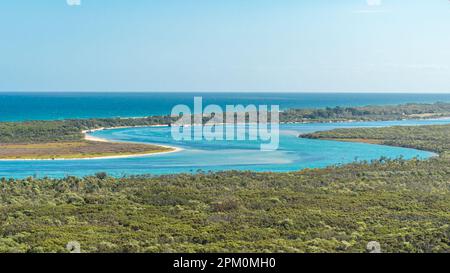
[0,141,173,159]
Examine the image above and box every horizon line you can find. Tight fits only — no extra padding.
[1,91,450,94]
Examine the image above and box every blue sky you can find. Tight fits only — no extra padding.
[0,0,449,92]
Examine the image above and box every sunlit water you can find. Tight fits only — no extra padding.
[0,118,448,179]
[1,92,450,121]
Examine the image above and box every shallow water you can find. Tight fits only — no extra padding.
[0,118,448,179]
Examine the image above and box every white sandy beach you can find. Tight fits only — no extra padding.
[81,125,184,159]
[0,125,183,162]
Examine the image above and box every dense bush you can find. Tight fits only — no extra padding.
[281,102,450,123]
[0,157,448,253]
[0,116,175,143]
[0,123,449,253]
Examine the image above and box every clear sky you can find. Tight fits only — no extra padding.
[0,0,449,92]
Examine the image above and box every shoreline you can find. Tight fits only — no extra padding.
[83,115,450,132]
[82,125,184,160]
[302,137,440,158]
[0,125,183,162]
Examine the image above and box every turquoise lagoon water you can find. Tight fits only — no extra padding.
[1,118,449,179]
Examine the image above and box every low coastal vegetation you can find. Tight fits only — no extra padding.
[0,118,173,144]
[0,123,449,252]
[300,124,450,155]
[281,102,450,123]
[0,118,175,159]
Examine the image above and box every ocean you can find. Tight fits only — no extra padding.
[0,92,450,121]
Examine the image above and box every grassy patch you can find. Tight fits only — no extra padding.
[0,141,173,160]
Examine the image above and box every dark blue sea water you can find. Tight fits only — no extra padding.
[0,92,449,121]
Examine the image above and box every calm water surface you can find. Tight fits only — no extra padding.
[0,118,448,179]
[1,92,450,121]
